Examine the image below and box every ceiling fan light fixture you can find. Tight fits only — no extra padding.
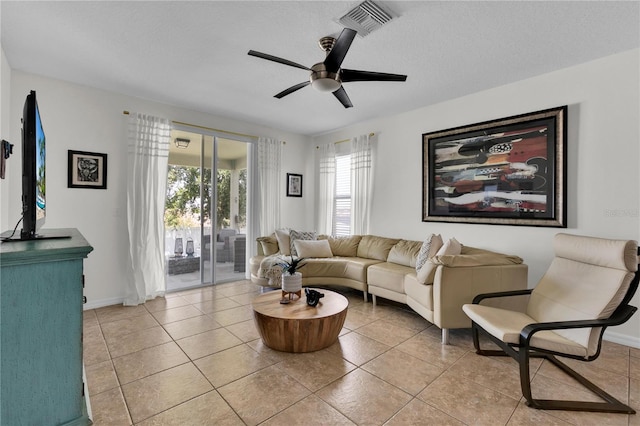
[311,77,341,92]
[310,63,342,92]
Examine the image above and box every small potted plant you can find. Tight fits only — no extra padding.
[278,256,306,295]
[278,256,306,275]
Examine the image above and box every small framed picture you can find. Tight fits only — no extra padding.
[68,150,107,189]
[286,173,303,197]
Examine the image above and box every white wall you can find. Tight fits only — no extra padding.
[1,47,11,232]
[313,49,640,347]
[6,71,314,308]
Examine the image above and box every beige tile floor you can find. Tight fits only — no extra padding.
[84,280,640,425]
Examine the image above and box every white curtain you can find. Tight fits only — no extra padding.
[124,112,171,305]
[316,143,336,235]
[350,134,374,235]
[257,137,282,236]
[246,142,260,262]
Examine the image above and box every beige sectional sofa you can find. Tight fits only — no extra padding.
[250,233,528,343]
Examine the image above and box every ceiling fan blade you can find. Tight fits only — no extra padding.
[248,50,310,71]
[323,28,357,73]
[332,86,353,108]
[275,81,311,98]
[341,69,407,82]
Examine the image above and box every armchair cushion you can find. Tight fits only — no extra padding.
[554,232,638,271]
[527,257,635,354]
[462,304,589,357]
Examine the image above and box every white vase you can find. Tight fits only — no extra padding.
[281,272,302,293]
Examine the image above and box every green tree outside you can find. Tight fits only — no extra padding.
[165,165,246,230]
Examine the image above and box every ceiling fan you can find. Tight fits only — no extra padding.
[248,28,407,108]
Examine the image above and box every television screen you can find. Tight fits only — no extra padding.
[35,101,46,225]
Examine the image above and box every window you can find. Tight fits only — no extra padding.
[334,154,351,236]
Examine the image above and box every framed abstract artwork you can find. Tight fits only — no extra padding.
[422,106,567,227]
[68,150,108,189]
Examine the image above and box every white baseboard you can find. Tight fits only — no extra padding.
[83,296,125,310]
[604,329,640,349]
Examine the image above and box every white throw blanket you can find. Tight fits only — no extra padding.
[258,254,292,287]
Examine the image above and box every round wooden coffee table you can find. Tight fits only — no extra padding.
[252,288,348,353]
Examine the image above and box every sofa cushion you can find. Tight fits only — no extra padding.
[257,234,279,256]
[367,262,413,294]
[357,235,401,261]
[301,257,381,283]
[294,239,333,258]
[344,257,384,282]
[416,237,462,284]
[388,239,423,268]
[404,274,434,311]
[328,235,362,257]
[300,258,348,279]
[289,230,317,256]
[415,234,443,271]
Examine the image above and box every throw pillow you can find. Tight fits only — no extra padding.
[275,228,291,255]
[439,237,462,256]
[289,230,317,256]
[256,234,279,256]
[294,239,333,258]
[416,237,461,284]
[415,234,443,272]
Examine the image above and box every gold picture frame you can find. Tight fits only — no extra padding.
[422,106,567,227]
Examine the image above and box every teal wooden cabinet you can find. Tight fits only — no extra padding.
[1,228,93,425]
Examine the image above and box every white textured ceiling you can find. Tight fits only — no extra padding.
[2,1,638,136]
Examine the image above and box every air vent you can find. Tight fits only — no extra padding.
[337,0,396,37]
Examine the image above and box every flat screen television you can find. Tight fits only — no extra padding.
[20,90,46,240]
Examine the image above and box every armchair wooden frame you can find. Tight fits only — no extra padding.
[469,268,639,414]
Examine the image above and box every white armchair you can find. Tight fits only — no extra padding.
[463,233,639,414]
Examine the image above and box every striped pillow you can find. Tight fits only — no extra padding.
[289,230,317,256]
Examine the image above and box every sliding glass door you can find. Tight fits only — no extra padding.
[165,129,248,291]
[212,137,248,284]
